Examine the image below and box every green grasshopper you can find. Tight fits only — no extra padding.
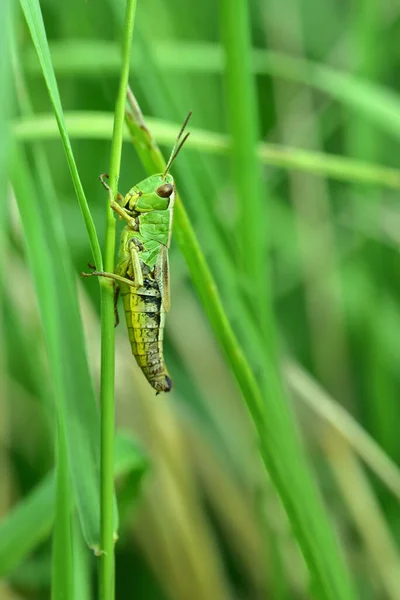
[83,113,191,393]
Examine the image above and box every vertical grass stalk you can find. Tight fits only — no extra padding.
[99,1,137,599]
[0,0,12,520]
[220,0,272,345]
[19,0,103,271]
[52,421,73,600]
[19,0,106,553]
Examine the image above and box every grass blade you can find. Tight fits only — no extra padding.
[72,517,92,600]
[0,0,12,213]
[19,0,102,269]
[0,433,147,578]
[97,1,137,598]
[324,434,400,600]
[0,0,13,519]
[114,432,148,528]
[19,0,107,549]
[0,471,55,577]
[220,0,268,333]
[23,39,400,143]
[51,423,73,600]
[285,360,400,501]
[14,112,400,190]
[11,41,105,558]
[11,147,101,548]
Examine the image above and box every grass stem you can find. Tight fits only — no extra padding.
[220,0,272,344]
[99,1,137,599]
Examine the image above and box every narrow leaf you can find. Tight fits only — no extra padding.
[11,146,101,548]
[0,433,147,577]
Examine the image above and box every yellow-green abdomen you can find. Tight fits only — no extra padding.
[120,282,172,393]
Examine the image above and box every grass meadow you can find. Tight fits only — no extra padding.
[1,0,400,598]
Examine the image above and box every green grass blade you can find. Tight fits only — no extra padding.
[23,39,400,143]
[114,433,148,528]
[285,360,400,501]
[0,0,12,209]
[254,50,400,140]
[17,0,107,549]
[0,432,147,578]
[51,423,73,600]
[14,37,79,534]
[0,0,12,449]
[11,41,104,556]
[344,2,394,467]
[114,433,148,478]
[11,147,101,548]
[19,0,102,270]
[220,0,270,340]
[325,436,400,600]
[98,2,137,598]
[72,517,92,600]
[125,97,357,600]
[0,472,55,577]
[14,112,400,190]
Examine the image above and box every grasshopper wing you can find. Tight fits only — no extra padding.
[154,245,170,312]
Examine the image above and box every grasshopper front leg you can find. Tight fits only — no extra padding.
[99,173,136,228]
[99,173,125,205]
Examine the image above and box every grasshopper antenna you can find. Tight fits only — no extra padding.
[163,111,192,178]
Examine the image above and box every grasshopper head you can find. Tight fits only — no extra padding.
[123,111,191,213]
[124,173,175,213]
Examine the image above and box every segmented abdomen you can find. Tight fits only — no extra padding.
[120,280,172,393]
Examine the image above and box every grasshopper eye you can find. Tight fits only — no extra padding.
[156,183,173,198]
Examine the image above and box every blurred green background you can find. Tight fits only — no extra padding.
[2,0,400,598]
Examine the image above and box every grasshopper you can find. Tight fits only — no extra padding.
[83,113,191,393]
